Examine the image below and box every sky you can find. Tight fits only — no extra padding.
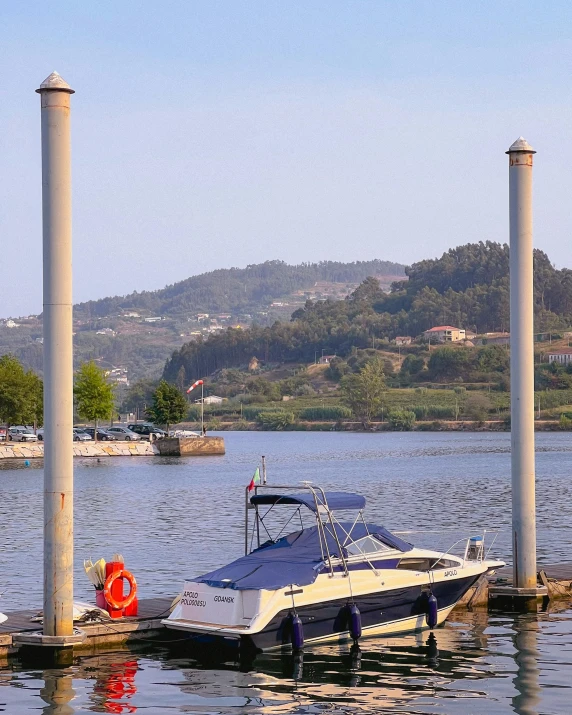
[2,1,572,317]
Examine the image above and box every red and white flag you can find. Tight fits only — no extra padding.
[186,379,204,394]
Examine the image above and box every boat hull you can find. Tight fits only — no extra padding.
[168,572,480,652]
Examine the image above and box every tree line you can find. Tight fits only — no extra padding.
[0,356,188,436]
[74,258,405,320]
[163,241,572,382]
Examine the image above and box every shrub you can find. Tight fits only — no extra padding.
[242,406,268,420]
[560,414,572,430]
[410,404,455,420]
[462,393,493,421]
[255,410,295,430]
[387,409,416,431]
[232,419,250,431]
[298,406,352,421]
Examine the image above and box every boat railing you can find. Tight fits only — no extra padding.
[244,483,354,577]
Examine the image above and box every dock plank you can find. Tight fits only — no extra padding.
[0,597,174,636]
[491,563,572,585]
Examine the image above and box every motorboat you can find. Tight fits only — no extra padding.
[164,485,504,652]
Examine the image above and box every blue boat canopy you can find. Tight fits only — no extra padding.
[195,522,413,591]
[250,491,366,513]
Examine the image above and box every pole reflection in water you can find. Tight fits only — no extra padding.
[40,671,75,715]
[512,615,541,715]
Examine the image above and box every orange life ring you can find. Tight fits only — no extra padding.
[104,569,137,610]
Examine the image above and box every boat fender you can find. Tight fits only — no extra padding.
[348,603,362,641]
[426,593,438,629]
[290,612,304,651]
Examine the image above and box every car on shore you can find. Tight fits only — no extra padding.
[81,427,122,441]
[106,426,142,441]
[73,428,93,441]
[127,423,166,440]
[9,427,38,442]
[37,428,93,441]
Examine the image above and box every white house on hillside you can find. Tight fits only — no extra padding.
[423,325,466,342]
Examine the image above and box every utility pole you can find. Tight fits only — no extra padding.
[506,137,542,597]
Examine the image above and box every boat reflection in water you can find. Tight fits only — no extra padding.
[26,609,555,715]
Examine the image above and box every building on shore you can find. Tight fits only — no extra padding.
[423,325,466,342]
[548,348,572,365]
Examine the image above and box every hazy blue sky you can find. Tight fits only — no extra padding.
[2,1,572,316]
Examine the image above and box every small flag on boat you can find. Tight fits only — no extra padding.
[248,467,261,492]
[186,379,204,394]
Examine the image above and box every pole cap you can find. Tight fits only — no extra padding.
[35,71,75,94]
[506,136,535,154]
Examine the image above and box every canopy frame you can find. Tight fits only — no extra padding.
[245,485,367,577]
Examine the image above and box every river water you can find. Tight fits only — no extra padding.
[1,431,571,713]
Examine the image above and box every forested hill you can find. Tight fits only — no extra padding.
[73,259,406,320]
[163,241,572,382]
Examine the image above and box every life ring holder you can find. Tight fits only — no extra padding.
[104,569,137,610]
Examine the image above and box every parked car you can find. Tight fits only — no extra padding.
[9,427,38,442]
[37,428,44,441]
[127,423,166,440]
[73,428,93,442]
[0,427,6,442]
[106,426,142,441]
[81,427,121,441]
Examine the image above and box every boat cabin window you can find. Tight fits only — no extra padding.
[345,535,391,557]
[397,557,459,571]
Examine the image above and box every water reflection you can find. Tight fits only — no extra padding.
[2,608,569,713]
[512,617,541,715]
[40,671,75,715]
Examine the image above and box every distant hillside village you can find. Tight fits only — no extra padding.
[0,259,406,384]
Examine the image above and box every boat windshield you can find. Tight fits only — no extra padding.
[345,535,392,557]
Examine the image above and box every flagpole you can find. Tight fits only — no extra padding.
[201,382,204,435]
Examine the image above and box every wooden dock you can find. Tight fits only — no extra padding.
[455,562,572,609]
[0,597,174,661]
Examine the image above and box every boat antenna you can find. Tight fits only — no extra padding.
[261,455,267,485]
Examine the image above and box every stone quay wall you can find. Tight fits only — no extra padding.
[0,441,155,460]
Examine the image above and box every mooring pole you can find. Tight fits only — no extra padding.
[507,137,537,591]
[37,72,75,637]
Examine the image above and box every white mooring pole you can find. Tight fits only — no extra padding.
[37,72,75,637]
[507,137,537,591]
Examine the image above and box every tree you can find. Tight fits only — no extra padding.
[462,393,492,422]
[146,380,187,432]
[74,361,115,440]
[120,378,158,415]
[400,354,425,376]
[428,347,470,381]
[0,355,43,427]
[340,357,386,426]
